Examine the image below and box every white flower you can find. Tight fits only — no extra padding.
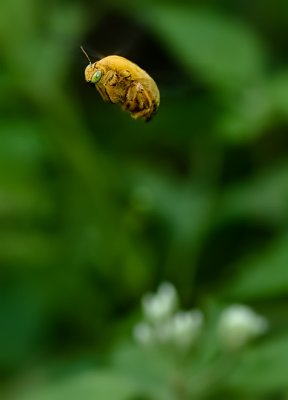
[133,322,154,346]
[154,320,174,344]
[142,282,178,323]
[171,310,203,350]
[218,304,268,349]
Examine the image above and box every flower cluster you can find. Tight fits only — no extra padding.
[133,282,203,351]
[133,283,268,352]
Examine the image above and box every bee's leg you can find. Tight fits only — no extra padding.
[96,84,110,102]
[105,70,119,86]
[125,82,151,112]
[132,108,153,121]
[101,71,129,104]
[125,82,157,120]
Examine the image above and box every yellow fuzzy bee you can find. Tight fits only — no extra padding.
[81,47,160,121]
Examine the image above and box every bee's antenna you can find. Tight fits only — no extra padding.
[80,46,92,64]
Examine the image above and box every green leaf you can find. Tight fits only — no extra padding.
[0,285,45,368]
[111,342,173,399]
[0,230,56,265]
[15,370,139,400]
[219,163,288,226]
[0,120,47,167]
[217,85,273,142]
[269,70,288,118]
[227,335,288,392]
[222,234,288,300]
[143,5,266,90]
[129,169,213,241]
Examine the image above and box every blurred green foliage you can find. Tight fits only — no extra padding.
[1,0,288,398]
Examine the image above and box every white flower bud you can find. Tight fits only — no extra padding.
[171,310,203,350]
[133,322,154,346]
[142,282,178,323]
[218,304,268,349]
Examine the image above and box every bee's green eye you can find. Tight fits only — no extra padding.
[91,70,102,84]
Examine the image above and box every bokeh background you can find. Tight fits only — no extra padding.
[1,0,288,399]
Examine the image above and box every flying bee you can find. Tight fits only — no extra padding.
[81,46,160,121]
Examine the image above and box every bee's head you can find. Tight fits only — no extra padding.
[84,63,102,85]
[81,46,103,85]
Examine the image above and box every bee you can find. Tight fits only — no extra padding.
[81,46,160,121]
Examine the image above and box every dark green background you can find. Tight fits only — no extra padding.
[1,0,288,398]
